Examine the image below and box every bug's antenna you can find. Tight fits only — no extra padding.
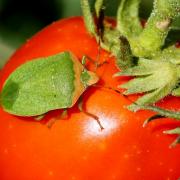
[81,53,108,73]
[92,84,135,103]
[81,55,98,71]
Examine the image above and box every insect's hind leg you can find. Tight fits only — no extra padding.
[78,96,104,130]
[46,109,68,129]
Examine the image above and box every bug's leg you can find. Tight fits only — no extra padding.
[46,109,68,129]
[169,136,180,148]
[81,55,98,69]
[34,114,46,121]
[78,96,104,130]
[81,55,108,72]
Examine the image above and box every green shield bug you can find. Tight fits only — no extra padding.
[0,51,99,121]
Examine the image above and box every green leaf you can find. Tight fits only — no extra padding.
[117,0,142,38]
[114,60,154,77]
[164,128,180,147]
[102,27,134,70]
[165,16,180,46]
[95,0,104,17]
[129,0,180,57]
[164,127,180,135]
[172,87,180,96]
[155,46,180,65]
[171,16,180,30]
[143,114,165,127]
[118,58,180,109]
[1,52,76,116]
[81,0,97,36]
[135,105,180,120]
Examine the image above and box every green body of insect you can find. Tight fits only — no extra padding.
[1,51,99,116]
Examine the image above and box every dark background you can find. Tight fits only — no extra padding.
[0,0,179,67]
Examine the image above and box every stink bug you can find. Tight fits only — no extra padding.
[1,51,99,120]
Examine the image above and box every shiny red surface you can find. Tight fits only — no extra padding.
[0,17,180,180]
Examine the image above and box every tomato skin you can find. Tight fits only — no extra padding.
[0,17,180,180]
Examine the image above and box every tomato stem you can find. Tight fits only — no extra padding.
[80,0,97,37]
[117,0,142,38]
[81,0,180,132]
[95,0,104,18]
[130,0,180,57]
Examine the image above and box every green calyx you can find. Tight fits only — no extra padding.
[116,58,179,111]
[81,0,180,68]
[130,0,180,57]
[81,0,180,145]
[81,0,135,70]
[117,0,142,38]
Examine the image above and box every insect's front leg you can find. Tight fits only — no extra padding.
[81,55,108,72]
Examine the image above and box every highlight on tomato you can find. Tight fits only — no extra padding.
[0,0,180,180]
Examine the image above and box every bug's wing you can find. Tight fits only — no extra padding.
[1,52,76,116]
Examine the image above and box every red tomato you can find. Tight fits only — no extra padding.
[0,17,180,180]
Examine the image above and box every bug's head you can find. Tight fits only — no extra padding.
[80,70,99,87]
